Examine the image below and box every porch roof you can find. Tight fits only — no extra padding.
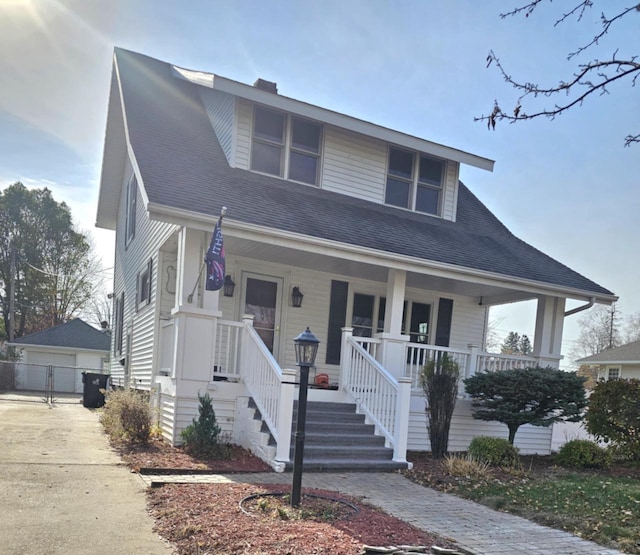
[97,48,615,304]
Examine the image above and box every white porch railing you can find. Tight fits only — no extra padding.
[240,320,293,462]
[212,320,243,380]
[404,342,538,394]
[354,336,380,359]
[476,352,537,372]
[405,343,470,391]
[342,334,411,462]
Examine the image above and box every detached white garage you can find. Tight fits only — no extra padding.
[8,319,111,393]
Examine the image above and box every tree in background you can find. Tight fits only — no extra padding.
[500,331,532,355]
[0,182,103,338]
[476,2,640,147]
[585,378,640,461]
[464,366,587,444]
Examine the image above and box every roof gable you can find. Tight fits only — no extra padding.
[11,319,111,352]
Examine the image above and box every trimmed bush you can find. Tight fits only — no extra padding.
[181,392,230,459]
[556,439,611,469]
[468,436,520,468]
[100,388,152,444]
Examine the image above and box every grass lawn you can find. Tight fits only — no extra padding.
[405,453,640,554]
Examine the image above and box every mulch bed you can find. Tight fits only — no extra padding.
[113,438,460,554]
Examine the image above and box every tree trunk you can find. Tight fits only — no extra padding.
[508,425,519,445]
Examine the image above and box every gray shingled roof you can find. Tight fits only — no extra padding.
[577,340,640,364]
[113,48,613,298]
[11,319,111,352]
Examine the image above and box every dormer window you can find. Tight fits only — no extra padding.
[251,106,321,186]
[385,147,445,215]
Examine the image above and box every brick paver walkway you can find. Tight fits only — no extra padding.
[140,471,624,555]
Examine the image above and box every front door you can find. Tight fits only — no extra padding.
[242,274,283,358]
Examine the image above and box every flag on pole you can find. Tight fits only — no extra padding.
[205,217,225,291]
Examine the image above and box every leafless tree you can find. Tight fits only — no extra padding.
[476,1,640,146]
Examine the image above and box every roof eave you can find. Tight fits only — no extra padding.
[171,66,495,172]
[147,201,616,304]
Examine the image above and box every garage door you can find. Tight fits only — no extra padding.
[27,352,78,393]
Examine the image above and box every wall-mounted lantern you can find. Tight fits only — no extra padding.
[223,275,235,297]
[291,286,304,308]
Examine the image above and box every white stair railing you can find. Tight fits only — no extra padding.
[212,320,243,379]
[239,317,292,462]
[342,333,410,462]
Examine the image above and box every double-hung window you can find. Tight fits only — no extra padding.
[136,258,153,311]
[385,146,445,215]
[251,106,322,186]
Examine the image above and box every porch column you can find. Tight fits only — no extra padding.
[377,269,410,379]
[171,226,221,390]
[532,295,566,369]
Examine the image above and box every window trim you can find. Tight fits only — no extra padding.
[250,105,323,186]
[136,258,153,311]
[114,292,125,355]
[385,146,446,216]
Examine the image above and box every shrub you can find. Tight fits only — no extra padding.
[419,354,460,459]
[468,436,520,468]
[464,366,587,444]
[180,392,230,459]
[585,378,640,461]
[556,439,611,469]
[444,453,491,480]
[100,388,152,444]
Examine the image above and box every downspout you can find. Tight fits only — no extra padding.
[564,297,596,317]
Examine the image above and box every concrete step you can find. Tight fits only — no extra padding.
[283,458,408,472]
[294,445,394,460]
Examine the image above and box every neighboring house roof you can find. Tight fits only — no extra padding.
[10,319,111,352]
[577,340,640,365]
[97,48,615,302]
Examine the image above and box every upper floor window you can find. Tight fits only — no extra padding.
[125,173,137,246]
[385,147,445,215]
[251,106,322,186]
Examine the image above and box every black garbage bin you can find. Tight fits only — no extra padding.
[82,372,110,408]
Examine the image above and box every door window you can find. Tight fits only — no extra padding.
[244,276,281,355]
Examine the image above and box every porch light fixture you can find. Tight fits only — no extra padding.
[290,327,320,507]
[291,286,304,308]
[223,275,235,297]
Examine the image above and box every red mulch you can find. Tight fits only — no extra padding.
[113,439,459,554]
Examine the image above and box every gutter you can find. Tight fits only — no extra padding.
[564,297,596,317]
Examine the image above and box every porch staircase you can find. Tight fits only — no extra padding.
[246,399,408,472]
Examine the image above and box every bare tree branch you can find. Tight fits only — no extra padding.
[480,1,640,146]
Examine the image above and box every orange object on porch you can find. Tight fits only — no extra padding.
[314,373,330,388]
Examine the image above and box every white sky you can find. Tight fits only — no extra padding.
[1,0,638,366]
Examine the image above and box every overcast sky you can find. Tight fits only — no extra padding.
[1,0,638,365]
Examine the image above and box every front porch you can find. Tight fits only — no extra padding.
[153,313,546,471]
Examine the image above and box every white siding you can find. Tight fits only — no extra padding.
[448,297,487,350]
[235,99,252,170]
[198,88,235,165]
[321,127,386,202]
[408,397,553,455]
[109,156,179,389]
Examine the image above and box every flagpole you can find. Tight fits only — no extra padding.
[187,207,227,303]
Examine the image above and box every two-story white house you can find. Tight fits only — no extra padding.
[96,48,616,471]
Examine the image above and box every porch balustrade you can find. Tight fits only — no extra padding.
[211,320,243,380]
[239,320,293,462]
[475,352,537,373]
[341,334,411,462]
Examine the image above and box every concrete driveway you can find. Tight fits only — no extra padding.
[0,394,173,555]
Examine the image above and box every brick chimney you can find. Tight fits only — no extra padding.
[253,78,278,94]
